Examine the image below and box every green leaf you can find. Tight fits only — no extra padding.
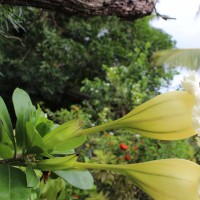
[0,124,14,159]
[0,97,15,150]
[36,117,54,137]
[43,120,82,151]
[0,124,12,146]
[52,135,86,154]
[39,178,66,200]
[151,48,200,70]
[0,144,13,159]
[54,170,94,189]
[25,122,46,155]
[12,88,35,147]
[29,105,45,125]
[0,165,31,200]
[26,165,39,188]
[0,121,2,141]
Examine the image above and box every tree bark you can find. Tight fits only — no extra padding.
[0,0,156,20]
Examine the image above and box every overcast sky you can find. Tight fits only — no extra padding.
[151,0,200,48]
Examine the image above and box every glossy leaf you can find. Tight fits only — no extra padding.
[36,117,54,137]
[0,97,15,149]
[12,88,35,147]
[0,165,31,200]
[29,105,45,125]
[0,144,13,159]
[26,165,39,188]
[0,124,13,146]
[55,170,94,189]
[29,106,54,137]
[25,122,46,155]
[52,135,86,154]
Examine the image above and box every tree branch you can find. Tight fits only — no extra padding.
[0,0,156,20]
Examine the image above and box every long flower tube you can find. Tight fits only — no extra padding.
[74,159,200,200]
[82,91,195,140]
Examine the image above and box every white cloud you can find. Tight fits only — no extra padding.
[151,0,200,48]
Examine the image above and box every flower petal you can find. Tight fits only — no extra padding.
[113,91,195,140]
[122,159,200,200]
[82,91,195,140]
[182,73,200,143]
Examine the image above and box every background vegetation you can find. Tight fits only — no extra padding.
[0,7,196,200]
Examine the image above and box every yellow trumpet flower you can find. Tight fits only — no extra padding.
[123,159,200,200]
[82,91,195,140]
[74,159,200,200]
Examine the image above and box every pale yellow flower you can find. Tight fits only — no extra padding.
[74,159,200,200]
[120,159,200,200]
[82,91,196,140]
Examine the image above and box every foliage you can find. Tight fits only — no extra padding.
[0,88,94,199]
[0,10,174,109]
[0,5,30,40]
[46,105,92,128]
[151,48,200,70]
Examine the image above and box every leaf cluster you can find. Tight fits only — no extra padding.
[0,88,93,199]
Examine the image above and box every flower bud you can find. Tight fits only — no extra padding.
[82,91,195,140]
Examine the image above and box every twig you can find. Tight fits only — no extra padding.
[0,155,25,165]
[153,3,176,20]
[0,32,25,46]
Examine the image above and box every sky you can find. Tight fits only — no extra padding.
[150,0,200,91]
[151,0,200,48]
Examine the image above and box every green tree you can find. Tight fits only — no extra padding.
[0,11,174,109]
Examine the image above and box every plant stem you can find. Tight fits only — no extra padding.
[74,162,126,172]
[81,121,117,136]
[0,155,25,165]
[13,143,17,159]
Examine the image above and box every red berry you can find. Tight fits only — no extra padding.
[73,195,79,199]
[133,146,138,151]
[120,143,128,150]
[125,154,131,161]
